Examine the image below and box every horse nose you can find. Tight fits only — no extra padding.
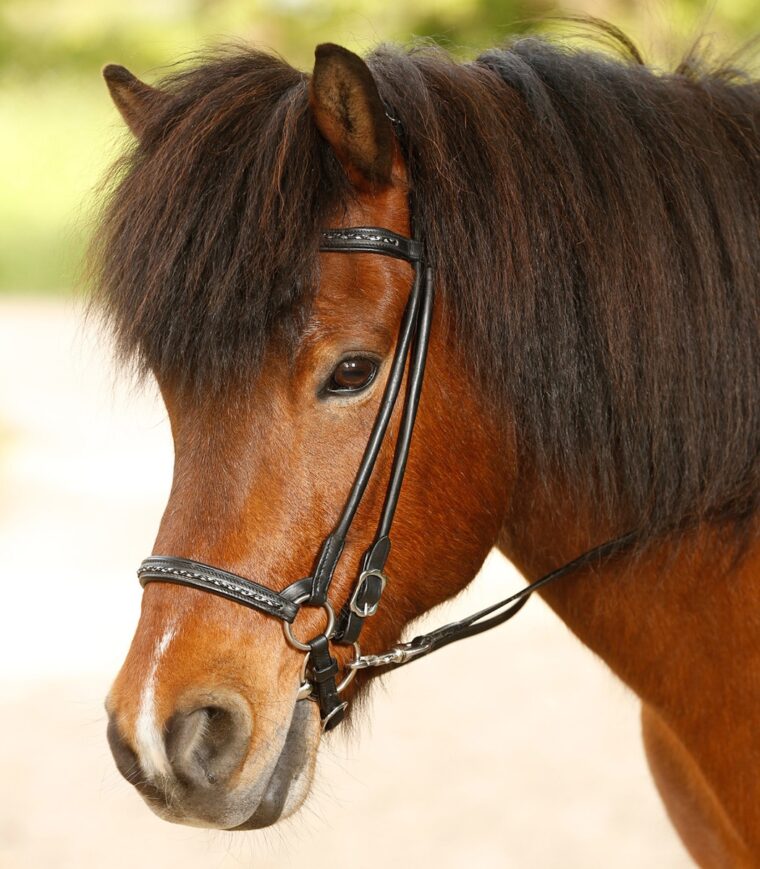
[165,697,252,788]
[107,690,253,793]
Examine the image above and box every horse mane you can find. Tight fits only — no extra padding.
[90,23,760,543]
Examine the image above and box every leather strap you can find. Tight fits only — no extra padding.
[307,634,346,732]
[306,257,424,606]
[355,531,640,673]
[137,556,299,622]
[335,536,391,644]
[320,228,423,262]
[374,267,434,541]
[331,267,433,644]
[308,534,344,607]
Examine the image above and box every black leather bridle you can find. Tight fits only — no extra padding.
[138,225,636,731]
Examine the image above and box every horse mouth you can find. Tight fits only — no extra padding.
[230,698,318,829]
[111,694,320,830]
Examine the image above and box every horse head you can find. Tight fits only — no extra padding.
[101,44,511,829]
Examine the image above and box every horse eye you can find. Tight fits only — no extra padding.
[326,357,378,394]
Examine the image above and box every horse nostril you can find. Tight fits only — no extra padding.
[165,695,252,789]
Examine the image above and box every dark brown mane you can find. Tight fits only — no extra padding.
[90,26,760,543]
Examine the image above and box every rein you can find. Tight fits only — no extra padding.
[138,225,635,731]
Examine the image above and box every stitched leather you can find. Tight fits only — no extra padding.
[137,556,299,622]
[309,534,344,605]
[320,227,423,262]
[307,634,345,731]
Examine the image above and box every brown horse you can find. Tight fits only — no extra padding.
[93,26,760,866]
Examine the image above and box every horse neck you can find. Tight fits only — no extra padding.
[497,465,760,844]
[500,492,759,694]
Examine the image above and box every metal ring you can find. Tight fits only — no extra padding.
[283,593,336,652]
[321,702,348,732]
[336,642,361,693]
[297,642,361,701]
[296,653,313,701]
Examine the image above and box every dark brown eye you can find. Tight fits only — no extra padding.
[326,357,378,394]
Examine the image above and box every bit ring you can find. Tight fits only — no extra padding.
[296,642,360,700]
[336,643,361,693]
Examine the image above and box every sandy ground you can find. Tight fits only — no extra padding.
[0,297,692,868]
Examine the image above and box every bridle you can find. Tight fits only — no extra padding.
[138,224,636,732]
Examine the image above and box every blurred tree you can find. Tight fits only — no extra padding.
[411,0,553,52]
[1,0,757,78]
[0,0,756,293]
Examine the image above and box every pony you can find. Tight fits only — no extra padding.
[93,23,760,866]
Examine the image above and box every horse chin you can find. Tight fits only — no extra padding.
[140,698,321,831]
[231,698,320,830]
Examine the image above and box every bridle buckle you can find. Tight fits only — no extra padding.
[350,568,387,618]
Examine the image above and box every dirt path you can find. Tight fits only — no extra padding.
[0,298,690,868]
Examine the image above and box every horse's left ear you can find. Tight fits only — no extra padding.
[102,64,173,139]
[310,43,395,191]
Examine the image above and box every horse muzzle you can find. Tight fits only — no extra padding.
[106,687,319,829]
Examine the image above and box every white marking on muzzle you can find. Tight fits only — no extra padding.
[135,622,177,780]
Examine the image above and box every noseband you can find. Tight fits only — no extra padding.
[138,225,635,731]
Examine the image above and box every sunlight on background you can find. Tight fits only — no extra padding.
[0,1,755,867]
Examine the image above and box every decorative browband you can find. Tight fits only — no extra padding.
[137,556,299,622]
[320,227,423,262]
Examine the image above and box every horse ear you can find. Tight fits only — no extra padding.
[102,64,172,139]
[310,43,395,191]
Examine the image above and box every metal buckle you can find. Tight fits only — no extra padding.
[283,592,336,652]
[350,569,387,618]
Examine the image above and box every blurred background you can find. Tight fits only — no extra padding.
[1,1,756,867]
[1,0,758,296]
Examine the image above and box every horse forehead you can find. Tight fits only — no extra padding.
[160,189,415,449]
[315,181,413,308]
[314,252,413,324]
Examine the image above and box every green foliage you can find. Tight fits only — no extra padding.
[0,78,121,294]
[0,0,757,294]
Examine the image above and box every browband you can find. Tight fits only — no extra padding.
[319,227,423,262]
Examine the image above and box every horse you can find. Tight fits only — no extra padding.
[93,24,760,866]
